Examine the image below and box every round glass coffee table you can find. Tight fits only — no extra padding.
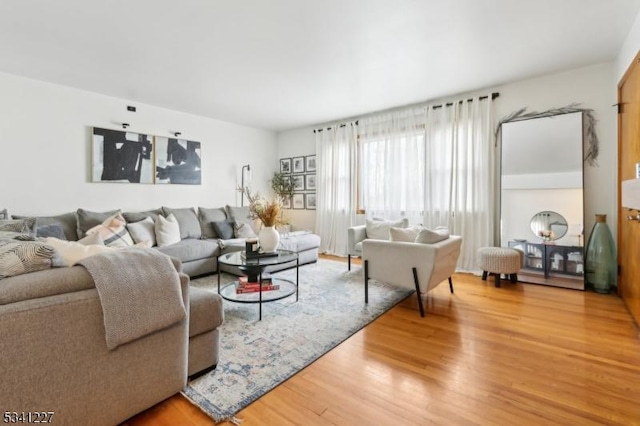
[217,250,299,320]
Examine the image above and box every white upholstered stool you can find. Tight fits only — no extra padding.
[477,247,522,287]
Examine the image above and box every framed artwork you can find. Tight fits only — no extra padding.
[280,158,291,174]
[92,127,154,183]
[292,156,305,173]
[305,155,316,172]
[292,193,305,209]
[155,137,202,185]
[292,175,304,191]
[305,174,316,191]
[305,193,317,210]
[281,196,292,209]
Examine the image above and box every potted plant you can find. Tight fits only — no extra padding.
[270,172,294,232]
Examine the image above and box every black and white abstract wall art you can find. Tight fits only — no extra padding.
[155,137,202,185]
[92,127,154,183]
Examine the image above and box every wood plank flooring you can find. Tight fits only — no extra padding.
[124,256,640,425]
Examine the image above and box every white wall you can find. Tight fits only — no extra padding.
[616,8,640,81]
[277,62,617,239]
[0,72,277,216]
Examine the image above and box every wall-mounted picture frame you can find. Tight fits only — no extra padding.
[292,156,305,173]
[305,155,316,173]
[292,175,304,191]
[305,174,316,191]
[292,193,305,209]
[305,193,317,210]
[281,195,292,209]
[92,127,154,184]
[155,137,202,185]
[280,158,292,174]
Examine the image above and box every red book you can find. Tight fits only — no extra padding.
[236,284,280,294]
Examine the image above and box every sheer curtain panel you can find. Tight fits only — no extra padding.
[315,123,358,256]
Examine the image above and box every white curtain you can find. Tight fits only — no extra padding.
[358,109,425,225]
[315,123,357,255]
[423,98,495,270]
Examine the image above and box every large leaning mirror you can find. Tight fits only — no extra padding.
[500,111,585,290]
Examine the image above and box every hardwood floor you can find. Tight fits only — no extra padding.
[124,256,640,425]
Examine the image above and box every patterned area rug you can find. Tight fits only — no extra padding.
[182,259,413,422]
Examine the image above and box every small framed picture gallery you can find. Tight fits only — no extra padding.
[304,174,316,191]
[305,193,316,210]
[292,175,304,191]
[281,196,292,209]
[292,156,305,173]
[292,193,305,209]
[305,155,316,172]
[280,158,291,174]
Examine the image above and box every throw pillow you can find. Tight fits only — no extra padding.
[126,216,156,246]
[389,225,422,242]
[77,208,120,239]
[156,213,181,247]
[234,222,257,239]
[43,236,117,267]
[198,206,228,239]
[0,231,35,241]
[365,218,408,240]
[35,223,67,240]
[0,209,7,220]
[211,220,235,240]
[0,218,37,236]
[13,212,78,241]
[0,239,57,279]
[415,227,450,244]
[226,205,259,234]
[86,213,134,247]
[162,207,201,240]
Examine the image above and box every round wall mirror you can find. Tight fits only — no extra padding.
[530,211,568,241]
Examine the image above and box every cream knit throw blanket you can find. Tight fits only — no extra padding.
[77,249,186,350]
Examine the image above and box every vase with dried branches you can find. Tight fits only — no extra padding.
[237,186,287,252]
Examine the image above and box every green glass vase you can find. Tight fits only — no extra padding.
[585,214,616,293]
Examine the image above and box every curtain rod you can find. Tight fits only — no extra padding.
[313,120,358,133]
[313,92,500,132]
[431,92,500,110]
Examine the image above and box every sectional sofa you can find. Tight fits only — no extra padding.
[0,205,320,425]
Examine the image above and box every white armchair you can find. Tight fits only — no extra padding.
[347,218,409,270]
[362,235,462,317]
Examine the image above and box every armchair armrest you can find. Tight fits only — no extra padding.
[347,225,367,255]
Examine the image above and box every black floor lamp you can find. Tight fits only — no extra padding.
[241,164,251,206]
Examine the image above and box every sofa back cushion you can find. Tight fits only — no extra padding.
[126,216,157,246]
[365,218,408,240]
[77,208,120,239]
[162,207,201,240]
[198,207,227,239]
[122,209,163,224]
[226,205,259,234]
[13,212,78,241]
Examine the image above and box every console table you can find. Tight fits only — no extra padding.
[508,240,584,280]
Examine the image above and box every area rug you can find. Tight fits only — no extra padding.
[182,259,413,422]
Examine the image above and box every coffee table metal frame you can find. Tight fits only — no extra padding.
[217,250,299,320]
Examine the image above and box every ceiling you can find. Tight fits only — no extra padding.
[1,0,639,132]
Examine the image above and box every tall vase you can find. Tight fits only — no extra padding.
[258,226,280,253]
[585,214,616,293]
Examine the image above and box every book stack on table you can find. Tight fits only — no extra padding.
[235,275,280,294]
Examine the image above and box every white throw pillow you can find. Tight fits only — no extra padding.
[156,214,181,247]
[365,218,408,240]
[44,237,118,266]
[126,216,156,246]
[415,227,450,244]
[234,222,258,239]
[389,225,422,242]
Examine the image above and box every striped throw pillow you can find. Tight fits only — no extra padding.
[0,218,37,236]
[86,212,134,247]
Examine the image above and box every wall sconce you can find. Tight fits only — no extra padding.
[241,164,251,206]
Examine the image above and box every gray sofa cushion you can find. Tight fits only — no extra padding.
[226,205,260,233]
[188,287,224,337]
[155,239,220,263]
[76,208,119,239]
[212,220,234,240]
[162,207,201,240]
[198,207,227,239]
[0,266,95,305]
[122,209,163,224]
[36,223,67,240]
[12,212,78,241]
[279,231,321,252]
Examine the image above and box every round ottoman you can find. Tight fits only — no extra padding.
[477,247,523,287]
